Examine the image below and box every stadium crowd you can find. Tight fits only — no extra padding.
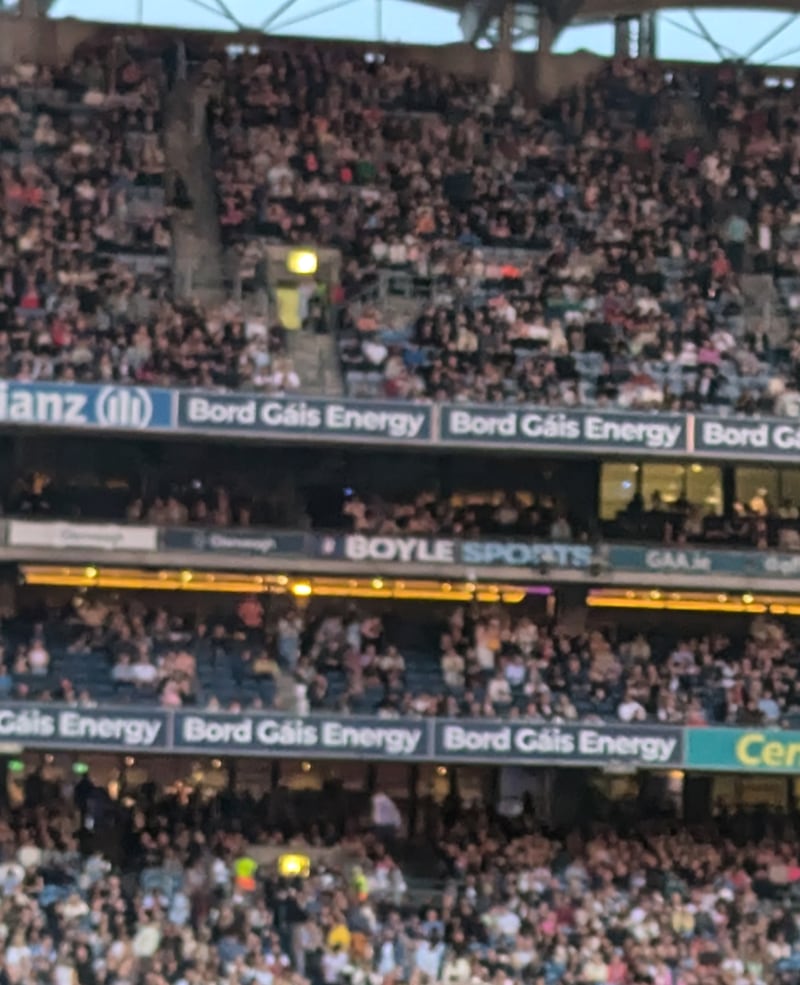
[0,49,298,392]
[2,592,799,728]
[8,468,800,551]
[4,46,800,411]
[0,777,799,985]
[208,50,800,411]
[5,36,800,985]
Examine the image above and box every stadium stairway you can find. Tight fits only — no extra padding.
[164,80,226,305]
[741,273,789,345]
[287,329,345,396]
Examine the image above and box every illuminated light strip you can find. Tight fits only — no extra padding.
[589,585,800,616]
[22,573,270,593]
[586,597,767,614]
[18,567,527,603]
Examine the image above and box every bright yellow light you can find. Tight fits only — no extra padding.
[691,464,703,473]
[278,853,311,878]
[286,249,318,275]
[436,765,448,777]
[743,593,755,604]
[586,597,767,614]
[20,567,525,604]
[300,761,312,772]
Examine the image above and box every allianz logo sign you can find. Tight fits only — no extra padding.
[0,383,154,429]
[96,387,154,428]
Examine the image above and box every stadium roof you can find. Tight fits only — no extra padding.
[26,0,800,69]
[175,0,800,60]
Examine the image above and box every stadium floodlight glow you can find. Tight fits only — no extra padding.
[278,853,311,878]
[286,249,318,275]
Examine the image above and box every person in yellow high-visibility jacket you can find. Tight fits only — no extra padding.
[233,855,258,893]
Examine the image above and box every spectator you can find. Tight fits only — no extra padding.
[2,584,800,727]
[441,647,465,690]
[130,651,158,687]
[26,637,49,675]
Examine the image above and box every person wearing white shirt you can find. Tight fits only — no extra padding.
[387,240,408,266]
[131,656,158,686]
[504,655,526,688]
[618,693,646,722]
[493,906,521,939]
[415,936,445,979]
[322,947,348,984]
[441,650,465,689]
[372,790,402,847]
[487,671,512,706]
[268,360,301,393]
[363,339,388,366]
[0,861,24,893]
[28,641,50,674]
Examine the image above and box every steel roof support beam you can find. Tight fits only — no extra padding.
[743,13,797,62]
[537,9,557,51]
[765,41,800,64]
[271,0,358,31]
[492,1,515,89]
[660,14,738,59]
[639,11,656,58]
[614,15,631,56]
[687,9,730,62]
[184,0,238,22]
[260,0,299,32]
[205,0,246,29]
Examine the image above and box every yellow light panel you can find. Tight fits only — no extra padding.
[286,249,318,275]
[19,567,528,604]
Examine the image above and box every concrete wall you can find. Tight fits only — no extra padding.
[0,15,97,66]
